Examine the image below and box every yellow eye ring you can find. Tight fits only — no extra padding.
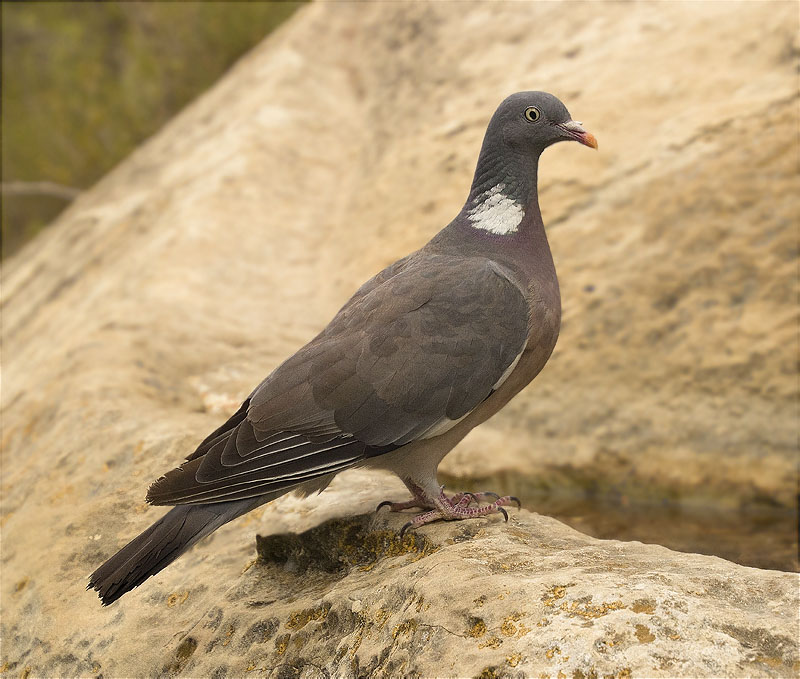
[524,106,541,122]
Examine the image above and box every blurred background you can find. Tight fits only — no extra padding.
[2,0,798,581]
[2,1,304,257]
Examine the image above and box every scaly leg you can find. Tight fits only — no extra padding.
[376,480,449,512]
[399,487,521,536]
[376,480,520,533]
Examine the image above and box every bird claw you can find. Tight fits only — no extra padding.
[397,491,518,534]
[385,486,520,536]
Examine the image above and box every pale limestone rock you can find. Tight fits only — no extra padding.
[5,479,798,677]
[1,1,798,677]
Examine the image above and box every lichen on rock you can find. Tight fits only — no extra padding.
[256,513,438,575]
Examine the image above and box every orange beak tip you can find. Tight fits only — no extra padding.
[560,121,598,150]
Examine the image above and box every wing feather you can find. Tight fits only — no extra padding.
[149,253,528,506]
[148,427,366,505]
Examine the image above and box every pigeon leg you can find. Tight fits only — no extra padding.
[376,481,481,512]
[400,489,521,535]
[377,497,432,512]
[376,480,439,512]
[378,481,514,514]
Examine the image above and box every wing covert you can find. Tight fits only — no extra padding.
[148,254,529,506]
[252,253,529,446]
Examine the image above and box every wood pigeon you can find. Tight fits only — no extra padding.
[89,91,597,605]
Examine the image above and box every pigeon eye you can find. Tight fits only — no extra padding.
[524,106,541,122]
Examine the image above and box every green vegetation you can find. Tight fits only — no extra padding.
[1,1,304,257]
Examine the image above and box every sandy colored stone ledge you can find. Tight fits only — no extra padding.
[4,483,797,677]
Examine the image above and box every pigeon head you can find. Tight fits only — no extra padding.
[492,91,597,153]
[456,92,596,237]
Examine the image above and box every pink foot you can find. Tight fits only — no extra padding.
[399,495,520,536]
[376,482,465,513]
[379,485,520,537]
[376,482,501,513]
[376,497,435,512]
[378,491,489,513]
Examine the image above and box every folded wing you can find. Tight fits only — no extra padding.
[147,254,528,506]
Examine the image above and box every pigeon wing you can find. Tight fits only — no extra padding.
[147,254,528,505]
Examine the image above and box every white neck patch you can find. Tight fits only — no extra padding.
[466,183,524,235]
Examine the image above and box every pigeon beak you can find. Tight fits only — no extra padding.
[559,120,598,149]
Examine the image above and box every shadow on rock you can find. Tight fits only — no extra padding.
[256,513,439,575]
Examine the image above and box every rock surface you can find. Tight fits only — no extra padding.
[4,483,799,678]
[1,1,798,677]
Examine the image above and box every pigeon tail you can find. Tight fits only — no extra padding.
[88,499,256,605]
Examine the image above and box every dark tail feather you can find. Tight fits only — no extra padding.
[88,500,254,605]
